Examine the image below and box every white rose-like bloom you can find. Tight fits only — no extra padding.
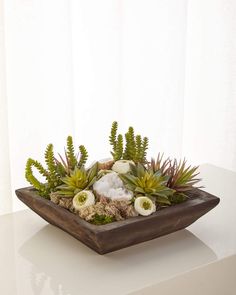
[73,190,95,211]
[134,197,156,216]
[93,172,133,201]
[112,160,134,174]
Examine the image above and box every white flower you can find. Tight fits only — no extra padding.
[112,160,134,174]
[73,190,95,211]
[93,172,133,201]
[134,197,156,216]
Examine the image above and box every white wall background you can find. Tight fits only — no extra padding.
[0,0,236,214]
[183,0,236,171]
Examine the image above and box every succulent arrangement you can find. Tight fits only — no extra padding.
[25,121,201,225]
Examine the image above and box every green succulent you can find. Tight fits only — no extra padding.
[109,121,149,163]
[148,156,201,203]
[148,153,171,175]
[25,136,89,198]
[25,144,62,198]
[119,163,174,205]
[54,136,88,175]
[165,159,201,192]
[55,163,98,197]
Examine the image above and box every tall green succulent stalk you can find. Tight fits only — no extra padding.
[55,136,89,175]
[66,136,77,170]
[78,145,88,168]
[109,121,118,152]
[109,121,149,163]
[114,134,123,161]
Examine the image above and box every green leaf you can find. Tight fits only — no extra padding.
[156,195,171,205]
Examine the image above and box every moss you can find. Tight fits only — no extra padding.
[90,214,115,225]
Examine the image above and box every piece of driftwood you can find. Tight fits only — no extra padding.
[15,187,220,254]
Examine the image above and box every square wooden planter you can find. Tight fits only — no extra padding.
[15,187,220,254]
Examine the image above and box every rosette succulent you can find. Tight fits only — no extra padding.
[119,163,174,205]
[55,163,98,197]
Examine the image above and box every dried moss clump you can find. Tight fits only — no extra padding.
[50,192,73,211]
[78,199,138,224]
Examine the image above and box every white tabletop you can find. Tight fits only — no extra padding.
[1,164,236,295]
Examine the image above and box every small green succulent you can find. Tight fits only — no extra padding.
[119,163,174,205]
[55,163,98,197]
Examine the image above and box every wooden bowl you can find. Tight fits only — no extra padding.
[15,187,220,254]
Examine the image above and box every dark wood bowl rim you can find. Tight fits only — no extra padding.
[15,186,220,234]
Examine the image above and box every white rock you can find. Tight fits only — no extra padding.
[93,172,133,201]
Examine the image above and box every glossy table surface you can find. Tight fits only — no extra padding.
[1,164,236,295]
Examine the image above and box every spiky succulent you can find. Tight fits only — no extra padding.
[55,163,98,197]
[148,153,171,175]
[109,121,149,163]
[148,156,201,204]
[165,159,201,192]
[119,163,174,205]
